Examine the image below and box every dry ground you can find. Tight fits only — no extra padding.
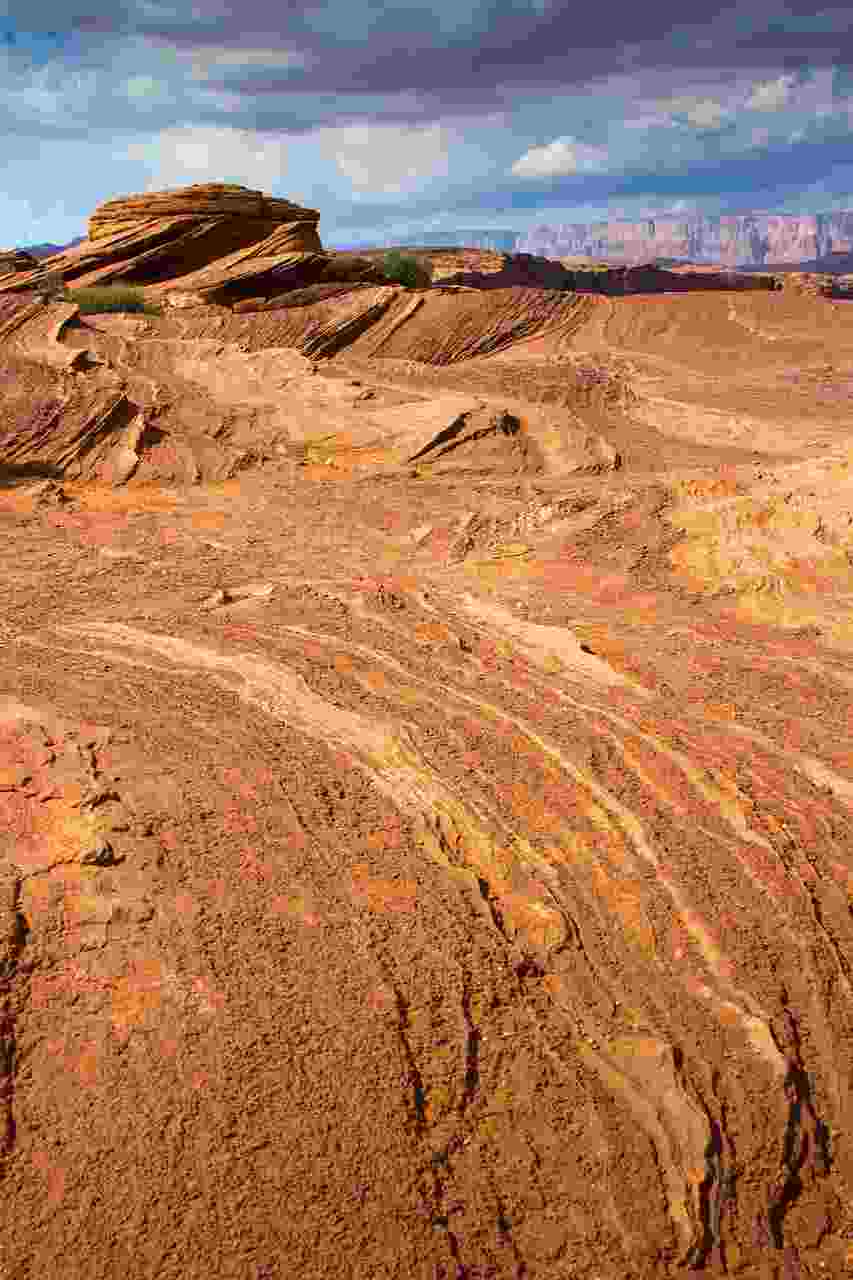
[2,285,853,1279]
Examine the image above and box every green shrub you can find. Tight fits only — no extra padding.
[61,284,162,316]
[381,250,432,289]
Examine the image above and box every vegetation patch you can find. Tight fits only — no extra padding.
[381,250,433,289]
[60,282,163,316]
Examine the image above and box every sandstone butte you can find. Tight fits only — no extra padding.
[3,180,853,1280]
[0,182,388,306]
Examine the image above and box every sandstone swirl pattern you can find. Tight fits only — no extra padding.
[1,244,853,1277]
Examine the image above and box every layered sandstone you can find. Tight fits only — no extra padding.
[0,183,327,303]
[86,182,320,242]
[0,249,38,273]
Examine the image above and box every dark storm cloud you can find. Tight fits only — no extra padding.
[152,2,853,131]
[10,0,853,104]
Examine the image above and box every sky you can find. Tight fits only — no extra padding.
[2,1,853,248]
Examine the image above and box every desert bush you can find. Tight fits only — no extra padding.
[61,284,162,316]
[381,250,432,289]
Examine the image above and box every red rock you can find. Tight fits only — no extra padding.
[0,183,327,305]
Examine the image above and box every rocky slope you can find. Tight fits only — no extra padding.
[1,267,853,1278]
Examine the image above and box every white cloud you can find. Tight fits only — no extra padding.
[746,74,796,111]
[684,98,728,129]
[658,95,729,129]
[125,126,289,190]
[318,123,452,194]
[510,135,610,178]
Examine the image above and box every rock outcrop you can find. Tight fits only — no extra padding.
[773,270,835,297]
[0,186,403,308]
[324,251,777,295]
[0,183,328,304]
[432,252,574,290]
[556,262,778,295]
[85,183,320,243]
[0,249,38,273]
[328,248,571,289]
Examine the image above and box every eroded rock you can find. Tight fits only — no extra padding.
[0,182,327,304]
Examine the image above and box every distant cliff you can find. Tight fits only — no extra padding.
[517,213,853,270]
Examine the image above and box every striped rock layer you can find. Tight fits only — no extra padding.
[0,183,328,305]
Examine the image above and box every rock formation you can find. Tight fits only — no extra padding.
[85,183,320,242]
[0,186,409,308]
[0,249,38,273]
[518,210,853,269]
[0,183,328,304]
[773,270,835,297]
[325,250,778,295]
[326,247,568,289]
[432,252,574,290]
[542,261,777,295]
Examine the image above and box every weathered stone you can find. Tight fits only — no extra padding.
[774,271,835,297]
[80,835,119,866]
[318,256,390,285]
[23,480,72,507]
[164,291,208,310]
[87,182,319,240]
[0,183,327,304]
[231,297,266,314]
[0,249,39,274]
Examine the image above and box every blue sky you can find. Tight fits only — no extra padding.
[2,1,853,247]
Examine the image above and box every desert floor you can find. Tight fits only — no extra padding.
[2,285,853,1278]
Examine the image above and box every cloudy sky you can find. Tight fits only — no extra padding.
[2,0,853,247]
